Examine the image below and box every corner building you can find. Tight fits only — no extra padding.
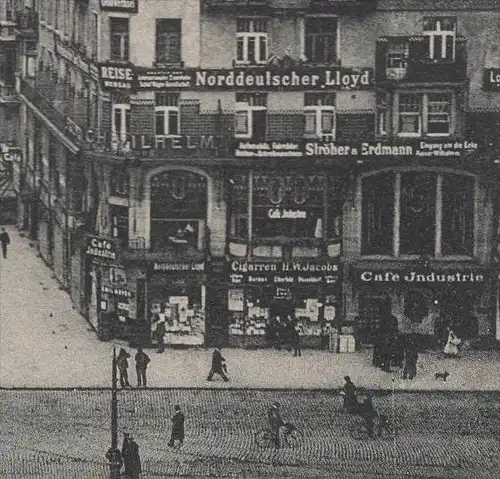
[16,0,500,347]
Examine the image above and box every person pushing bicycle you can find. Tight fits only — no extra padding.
[268,402,286,448]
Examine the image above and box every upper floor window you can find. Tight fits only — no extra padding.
[304,92,336,139]
[155,93,180,136]
[236,18,268,65]
[304,17,338,64]
[397,92,453,137]
[423,17,456,61]
[362,171,474,257]
[235,93,267,141]
[110,17,129,61]
[156,19,182,65]
[112,103,130,148]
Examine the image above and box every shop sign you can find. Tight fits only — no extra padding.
[267,208,307,219]
[150,261,205,273]
[229,260,340,285]
[85,236,118,260]
[354,269,488,286]
[98,63,135,90]
[232,139,479,159]
[483,68,500,91]
[54,35,99,81]
[101,285,132,298]
[99,0,138,12]
[97,65,374,91]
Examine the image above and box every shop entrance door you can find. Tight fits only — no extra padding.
[269,302,294,321]
[206,287,229,347]
[437,292,475,343]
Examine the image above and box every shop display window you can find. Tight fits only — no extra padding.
[150,171,207,252]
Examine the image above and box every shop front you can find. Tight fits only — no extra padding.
[146,260,206,346]
[226,258,341,348]
[350,263,492,348]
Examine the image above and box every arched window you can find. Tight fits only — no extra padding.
[150,171,207,251]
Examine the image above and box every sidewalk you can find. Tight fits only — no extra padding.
[1,225,499,390]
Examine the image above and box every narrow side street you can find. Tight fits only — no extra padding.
[1,226,500,390]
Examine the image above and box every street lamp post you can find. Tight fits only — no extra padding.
[106,347,121,478]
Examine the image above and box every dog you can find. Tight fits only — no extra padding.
[435,371,449,382]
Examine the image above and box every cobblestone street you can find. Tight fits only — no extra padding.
[1,389,499,477]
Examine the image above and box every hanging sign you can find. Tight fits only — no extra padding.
[85,236,118,260]
[483,68,500,91]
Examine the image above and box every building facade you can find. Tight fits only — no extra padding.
[13,0,500,347]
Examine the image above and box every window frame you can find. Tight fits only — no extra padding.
[304,93,336,139]
[155,18,182,65]
[109,17,130,62]
[302,16,339,65]
[423,17,456,61]
[395,91,454,138]
[234,93,267,139]
[111,103,131,148]
[235,17,269,65]
[155,93,180,137]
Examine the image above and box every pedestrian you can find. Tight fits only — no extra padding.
[265,317,277,348]
[168,405,185,448]
[341,376,359,413]
[292,320,303,357]
[156,320,166,353]
[122,433,141,478]
[273,315,282,350]
[135,347,150,387]
[117,348,131,388]
[444,326,461,357]
[0,228,10,258]
[361,392,377,438]
[207,348,229,382]
[284,315,295,352]
[402,338,418,380]
[267,401,286,449]
[320,321,331,350]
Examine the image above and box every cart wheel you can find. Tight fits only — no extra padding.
[255,429,273,449]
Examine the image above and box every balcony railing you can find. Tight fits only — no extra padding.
[376,36,467,84]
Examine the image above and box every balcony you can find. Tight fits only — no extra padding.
[376,36,467,84]
[15,8,39,37]
[19,77,88,147]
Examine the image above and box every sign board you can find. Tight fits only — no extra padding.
[483,68,500,91]
[97,65,374,91]
[232,139,479,159]
[353,268,488,287]
[228,260,340,286]
[149,262,206,273]
[85,236,118,260]
[99,0,138,12]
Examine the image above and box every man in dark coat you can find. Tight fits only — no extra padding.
[168,405,185,447]
[360,392,377,438]
[122,433,141,478]
[117,348,131,388]
[207,348,229,381]
[135,348,150,387]
[402,337,419,380]
[0,228,10,258]
[267,401,286,448]
[341,376,359,413]
[291,320,303,357]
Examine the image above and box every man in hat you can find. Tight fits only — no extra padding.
[0,228,10,259]
[207,348,229,382]
[168,405,185,448]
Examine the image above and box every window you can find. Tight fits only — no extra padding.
[6,0,14,21]
[376,92,389,136]
[386,41,409,80]
[54,0,59,30]
[236,18,268,65]
[423,17,456,61]
[150,171,207,251]
[92,12,99,59]
[25,56,36,77]
[304,17,338,64]
[397,92,453,137]
[110,205,129,242]
[304,93,336,138]
[362,171,474,257]
[235,93,267,141]
[110,18,129,61]
[156,19,181,64]
[112,103,130,148]
[155,93,180,136]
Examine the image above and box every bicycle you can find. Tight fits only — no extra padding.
[255,423,304,449]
